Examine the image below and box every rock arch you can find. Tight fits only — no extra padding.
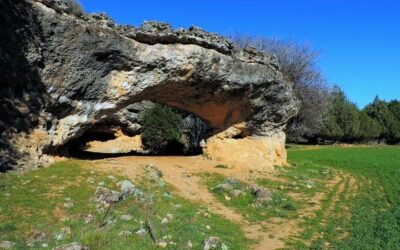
[0,0,299,170]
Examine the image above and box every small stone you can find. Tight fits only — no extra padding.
[107,175,117,181]
[41,243,49,248]
[158,241,168,248]
[60,226,72,235]
[166,213,174,220]
[86,177,95,184]
[120,214,133,221]
[213,183,233,192]
[53,242,89,250]
[206,225,211,230]
[98,181,105,186]
[305,183,313,189]
[63,202,74,208]
[221,243,229,250]
[54,232,64,241]
[135,228,147,237]
[4,193,11,197]
[230,189,245,198]
[26,230,47,246]
[0,241,15,249]
[81,214,94,224]
[119,231,132,238]
[224,195,231,201]
[203,237,221,250]
[252,186,273,204]
[117,180,136,198]
[173,204,182,209]
[161,217,169,224]
[162,235,172,240]
[187,240,193,248]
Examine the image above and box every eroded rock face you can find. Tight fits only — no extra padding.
[0,0,299,170]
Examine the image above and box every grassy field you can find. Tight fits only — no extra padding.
[1,146,399,249]
[0,161,249,249]
[288,146,400,249]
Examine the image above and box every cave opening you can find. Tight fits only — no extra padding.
[59,101,212,160]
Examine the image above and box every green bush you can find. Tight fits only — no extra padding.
[141,104,183,153]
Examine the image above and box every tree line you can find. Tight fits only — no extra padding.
[230,35,400,144]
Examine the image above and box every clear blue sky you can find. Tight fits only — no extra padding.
[79,0,400,108]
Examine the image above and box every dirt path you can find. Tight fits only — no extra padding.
[82,155,354,250]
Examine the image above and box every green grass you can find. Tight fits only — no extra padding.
[287,146,400,249]
[0,161,250,249]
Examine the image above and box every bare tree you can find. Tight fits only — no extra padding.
[230,35,329,142]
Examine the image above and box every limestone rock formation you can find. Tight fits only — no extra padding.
[0,0,299,170]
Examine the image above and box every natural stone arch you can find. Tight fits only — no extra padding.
[1,0,299,169]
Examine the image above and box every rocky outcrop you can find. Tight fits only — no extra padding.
[0,0,299,170]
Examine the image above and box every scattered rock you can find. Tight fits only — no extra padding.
[118,231,132,239]
[117,180,136,198]
[81,214,94,224]
[213,183,233,192]
[63,202,74,209]
[203,237,221,250]
[107,175,117,181]
[206,225,211,230]
[94,186,121,212]
[173,204,182,209]
[157,241,168,248]
[135,228,147,238]
[161,213,173,224]
[250,185,273,204]
[305,182,314,189]
[53,242,89,250]
[229,189,245,198]
[60,227,72,235]
[120,214,133,221]
[162,235,172,241]
[26,230,47,246]
[0,241,15,249]
[144,165,164,186]
[187,241,193,248]
[86,177,95,184]
[224,195,231,201]
[221,243,229,250]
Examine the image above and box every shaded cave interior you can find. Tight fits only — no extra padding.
[60,101,216,159]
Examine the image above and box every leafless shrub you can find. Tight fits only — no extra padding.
[64,0,84,17]
[230,35,330,142]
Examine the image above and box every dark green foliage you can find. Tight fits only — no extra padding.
[318,89,399,144]
[141,104,184,153]
[364,97,400,143]
[320,88,359,142]
[358,111,381,140]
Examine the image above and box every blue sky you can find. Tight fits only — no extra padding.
[79,0,400,108]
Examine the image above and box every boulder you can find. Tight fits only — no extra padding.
[0,0,299,170]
